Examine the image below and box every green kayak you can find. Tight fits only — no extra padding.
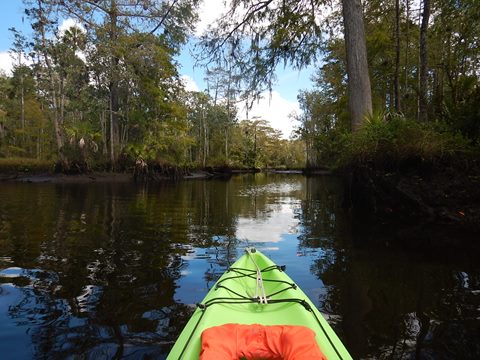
[167,248,352,359]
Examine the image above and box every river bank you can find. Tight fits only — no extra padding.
[0,157,306,183]
[344,156,480,250]
[2,157,479,244]
[0,170,230,183]
[0,171,133,183]
[0,158,234,183]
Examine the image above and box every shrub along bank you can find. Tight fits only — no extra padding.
[327,115,480,243]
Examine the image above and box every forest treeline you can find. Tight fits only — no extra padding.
[297,0,480,169]
[0,0,305,172]
[0,0,479,174]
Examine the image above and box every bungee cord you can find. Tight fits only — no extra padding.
[176,248,344,360]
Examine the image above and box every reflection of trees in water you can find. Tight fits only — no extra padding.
[296,177,480,359]
[339,254,480,359]
[183,179,238,247]
[3,177,477,359]
[1,266,181,358]
[0,183,195,358]
[297,176,348,252]
[2,176,306,358]
[200,236,240,288]
[6,270,193,358]
[296,176,350,325]
[191,174,304,287]
[233,173,304,221]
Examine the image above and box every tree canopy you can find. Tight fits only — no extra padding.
[0,0,478,172]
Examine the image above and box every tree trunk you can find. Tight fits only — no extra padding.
[109,92,115,168]
[109,0,120,169]
[404,0,410,103]
[0,119,5,140]
[101,110,108,156]
[226,78,232,162]
[37,0,66,163]
[225,126,229,160]
[202,108,207,168]
[342,0,372,132]
[20,75,25,131]
[394,0,401,112]
[419,0,430,121]
[432,67,443,117]
[60,77,65,136]
[36,128,40,159]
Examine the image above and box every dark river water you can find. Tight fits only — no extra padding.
[0,174,479,359]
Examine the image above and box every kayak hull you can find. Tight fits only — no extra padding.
[167,249,352,359]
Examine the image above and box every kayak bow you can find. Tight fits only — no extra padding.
[167,248,352,359]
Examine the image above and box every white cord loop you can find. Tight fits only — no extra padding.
[246,247,268,304]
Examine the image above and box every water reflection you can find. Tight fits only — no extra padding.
[299,179,480,359]
[0,174,479,359]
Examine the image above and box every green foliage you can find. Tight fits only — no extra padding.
[226,119,304,169]
[444,77,480,140]
[3,0,478,174]
[296,87,349,169]
[294,0,480,171]
[198,0,324,101]
[311,127,351,170]
[344,115,475,168]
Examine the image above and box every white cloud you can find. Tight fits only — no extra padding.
[237,91,300,139]
[181,74,200,92]
[75,50,87,63]
[58,18,85,36]
[236,203,300,243]
[0,51,32,76]
[0,18,86,76]
[195,0,229,36]
[0,51,13,75]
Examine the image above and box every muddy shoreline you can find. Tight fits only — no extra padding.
[0,170,230,183]
[0,167,307,184]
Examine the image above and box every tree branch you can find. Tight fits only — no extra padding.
[83,0,110,15]
[148,0,179,35]
[214,0,274,53]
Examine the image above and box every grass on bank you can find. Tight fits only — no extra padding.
[2,115,477,175]
[352,115,473,161]
[316,113,479,171]
[0,158,54,174]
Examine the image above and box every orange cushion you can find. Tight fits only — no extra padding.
[200,323,327,360]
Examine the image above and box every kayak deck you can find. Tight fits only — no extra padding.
[167,248,352,359]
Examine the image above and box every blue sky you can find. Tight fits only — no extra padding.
[0,1,31,47]
[0,0,315,138]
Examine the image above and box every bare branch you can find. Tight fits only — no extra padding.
[149,0,179,34]
[82,0,110,15]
